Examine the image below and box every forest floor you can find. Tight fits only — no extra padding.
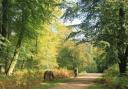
[49,73,103,89]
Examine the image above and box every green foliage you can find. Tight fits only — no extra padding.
[34,23,70,70]
[0,68,72,89]
[57,42,98,72]
[63,0,128,74]
[104,64,119,77]
[9,0,60,33]
[85,63,98,73]
[103,65,128,89]
[0,0,62,75]
[32,83,56,89]
[0,70,43,89]
[87,84,105,89]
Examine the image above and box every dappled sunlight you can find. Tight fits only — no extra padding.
[0,0,128,89]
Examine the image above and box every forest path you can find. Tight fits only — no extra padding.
[49,73,103,89]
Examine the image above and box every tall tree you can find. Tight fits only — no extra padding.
[63,0,128,74]
[6,0,61,75]
[118,4,127,74]
[1,0,8,37]
[0,0,9,73]
[57,42,96,72]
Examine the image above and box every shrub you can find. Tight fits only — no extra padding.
[53,68,73,79]
[0,74,18,89]
[85,63,98,73]
[0,70,43,89]
[0,69,73,89]
[103,64,128,89]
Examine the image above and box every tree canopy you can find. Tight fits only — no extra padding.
[62,0,128,74]
[0,0,128,77]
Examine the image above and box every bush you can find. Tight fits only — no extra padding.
[85,63,98,73]
[53,68,73,79]
[103,64,128,89]
[0,70,43,89]
[0,75,17,89]
[0,68,73,89]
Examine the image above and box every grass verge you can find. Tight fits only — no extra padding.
[32,78,71,89]
[87,84,105,89]
[32,83,56,89]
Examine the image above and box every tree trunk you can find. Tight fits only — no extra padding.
[6,30,24,75]
[6,6,26,75]
[119,56,127,74]
[1,0,8,37]
[118,5,127,75]
[0,0,9,74]
[20,60,25,69]
[119,45,128,74]
[35,35,38,54]
[0,0,8,50]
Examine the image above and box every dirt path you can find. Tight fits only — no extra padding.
[49,73,102,89]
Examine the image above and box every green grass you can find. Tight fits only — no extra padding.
[32,83,56,89]
[32,78,71,89]
[87,84,106,89]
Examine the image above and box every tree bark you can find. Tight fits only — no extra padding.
[6,29,24,75]
[1,0,8,37]
[0,0,9,74]
[6,6,26,75]
[119,56,127,74]
[118,5,127,75]
[119,45,128,74]
[20,60,25,69]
